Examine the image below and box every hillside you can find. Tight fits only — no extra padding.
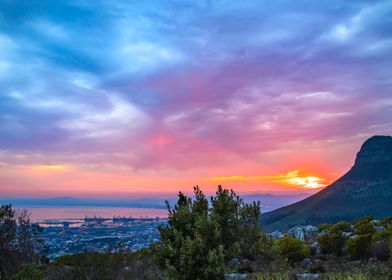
[261,135,392,231]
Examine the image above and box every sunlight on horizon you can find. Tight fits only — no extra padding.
[208,170,328,189]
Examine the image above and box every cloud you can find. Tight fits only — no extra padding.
[208,170,328,189]
[0,0,391,195]
[32,165,68,172]
[58,94,151,139]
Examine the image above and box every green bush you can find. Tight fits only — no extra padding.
[370,238,390,261]
[318,223,332,232]
[390,234,392,262]
[354,217,375,235]
[154,185,264,279]
[10,263,43,280]
[372,231,389,241]
[316,221,353,256]
[275,237,307,265]
[325,272,371,280]
[354,223,375,235]
[381,216,392,227]
[331,221,352,233]
[317,232,347,256]
[347,234,372,260]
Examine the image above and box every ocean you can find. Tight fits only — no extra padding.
[16,206,168,222]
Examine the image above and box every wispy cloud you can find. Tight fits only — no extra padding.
[0,0,391,195]
[208,170,329,189]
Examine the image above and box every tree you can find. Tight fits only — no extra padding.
[0,205,45,278]
[17,210,46,265]
[0,204,18,278]
[154,186,264,280]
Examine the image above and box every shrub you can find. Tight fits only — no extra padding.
[331,221,352,233]
[316,221,354,256]
[370,238,390,261]
[354,223,375,235]
[354,217,375,235]
[390,234,392,262]
[381,216,392,227]
[250,233,277,261]
[370,230,391,261]
[154,186,264,279]
[317,232,347,256]
[354,216,374,225]
[10,263,43,280]
[275,237,307,265]
[347,234,372,260]
[318,224,332,232]
[372,231,389,241]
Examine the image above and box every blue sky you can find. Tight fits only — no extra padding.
[0,0,391,197]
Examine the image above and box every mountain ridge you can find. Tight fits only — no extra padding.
[261,135,392,231]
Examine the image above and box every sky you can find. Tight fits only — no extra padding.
[0,0,391,198]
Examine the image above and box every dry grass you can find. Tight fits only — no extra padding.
[249,272,373,280]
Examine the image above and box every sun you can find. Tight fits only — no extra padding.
[207,170,328,189]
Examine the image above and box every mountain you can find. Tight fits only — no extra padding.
[242,193,310,212]
[261,135,392,231]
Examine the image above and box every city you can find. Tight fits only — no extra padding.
[39,216,168,259]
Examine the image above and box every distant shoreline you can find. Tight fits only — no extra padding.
[12,206,169,222]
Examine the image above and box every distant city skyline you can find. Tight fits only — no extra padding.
[1,1,391,197]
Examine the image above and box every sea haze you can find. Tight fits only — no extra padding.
[0,193,310,221]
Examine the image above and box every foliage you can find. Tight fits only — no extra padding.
[53,253,133,279]
[347,234,372,260]
[370,230,391,261]
[154,185,265,279]
[316,220,354,257]
[274,237,307,265]
[249,273,288,280]
[389,226,392,263]
[370,238,390,261]
[354,217,375,235]
[0,205,46,278]
[380,216,392,227]
[4,194,392,279]
[10,263,44,280]
[325,272,371,280]
[250,272,374,280]
[331,221,352,233]
[317,232,347,256]
[354,223,375,236]
[318,223,333,232]
[11,250,159,280]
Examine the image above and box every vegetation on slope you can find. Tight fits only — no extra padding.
[2,186,392,279]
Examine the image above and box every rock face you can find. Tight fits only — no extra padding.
[262,135,392,231]
[296,273,320,279]
[288,225,318,242]
[310,242,321,256]
[225,273,248,279]
[269,230,284,240]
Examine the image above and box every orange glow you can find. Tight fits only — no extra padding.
[208,170,328,189]
[32,165,68,172]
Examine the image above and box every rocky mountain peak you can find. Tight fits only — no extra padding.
[262,135,392,231]
[354,135,392,166]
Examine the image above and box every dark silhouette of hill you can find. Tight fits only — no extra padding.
[261,135,392,231]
